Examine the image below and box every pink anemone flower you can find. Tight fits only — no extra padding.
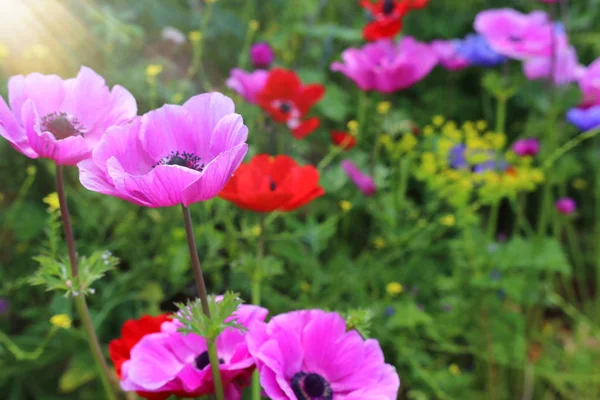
[226,69,269,105]
[330,37,438,93]
[77,92,248,208]
[120,304,268,399]
[430,40,470,71]
[523,45,585,85]
[247,310,400,400]
[578,57,600,105]
[341,160,377,196]
[0,66,136,165]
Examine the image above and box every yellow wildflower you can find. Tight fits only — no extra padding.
[172,228,186,240]
[249,20,260,31]
[339,200,352,212]
[26,165,37,176]
[50,314,72,329]
[440,214,456,227]
[206,0,217,4]
[573,178,587,190]
[300,281,311,293]
[379,134,393,150]
[43,193,60,212]
[423,125,435,136]
[432,115,445,127]
[374,237,386,249]
[146,64,163,78]
[398,134,417,153]
[171,92,184,104]
[347,120,359,135]
[188,31,202,43]
[377,101,392,115]
[386,282,403,296]
[250,225,262,237]
[476,120,488,131]
[449,364,461,376]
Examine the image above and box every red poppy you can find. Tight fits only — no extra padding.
[219,154,325,212]
[257,68,325,139]
[109,314,179,400]
[330,131,357,150]
[360,0,429,41]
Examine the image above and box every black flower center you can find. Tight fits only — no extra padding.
[195,351,224,370]
[382,0,395,15]
[291,372,332,400]
[41,112,85,140]
[268,177,277,191]
[155,151,204,172]
[279,102,292,114]
[508,35,521,42]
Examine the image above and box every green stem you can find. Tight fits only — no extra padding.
[208,341,225,400]
[564,220,587,307]
[181,205,225,398]
[495,96,507,134]
[251,215,266,400]
[542,127,600,169]
[0,327,57,360]
[238,22,258,69]
[55,165,117,400]
[317,144,345,172]
[487,201,500,242]
[397,156,411,212]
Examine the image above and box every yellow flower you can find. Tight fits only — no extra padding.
[374,237,386,249]
[379,134,393,150]
[300,281,311,293]
[423,125,435,136]
[386,282,403,296]
[43,193,60,212]
[432,115,445,127]
[377,101,391,115]
[206,0,217,4]
[26,165,37,176]
[146,64,163,78]
[440,214,455,227]
[347,120,359,135]
[250,225,262,237]
[50,314,72,329]
[148,209,163,223]
[573,178,587,190]
[172,228,186,240]
[339,200,352,212]
[171,92,184,104]
[249,20,260,31]
[398,134,417,153]
[449,364,461,376]
[476,120,488,131]
[188,31,202,43]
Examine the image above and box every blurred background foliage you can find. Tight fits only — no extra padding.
[1,0,600,399]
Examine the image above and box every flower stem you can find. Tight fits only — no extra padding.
[180,205,225,399]
[487,200,500,242]
[495,95,507,134]
[251,214,266,400]
[55,165,117,400]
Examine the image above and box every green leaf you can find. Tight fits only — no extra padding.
[491,237,571,275]
[59,356,97,393]
[316,84,351,122]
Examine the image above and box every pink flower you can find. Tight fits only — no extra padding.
[341,160,376,196]
[0,66,136,165]
[430,40,470,71]
[474,9,563,60]
[226,69,269,105]
[555,197,576,215]
[247,310,400,400]
[330,37,438,93]
[512,138,540,157]
[121,304,268,399]
[578,57,600,105]
[78,92,248,208]
[523,45,585,85]
[250,42,275,68]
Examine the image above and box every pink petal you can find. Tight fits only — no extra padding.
[9,73,65,123]
[209,113,248,157]
[0,96,37,158]
[183,92,236,139]
[127,333,185,390]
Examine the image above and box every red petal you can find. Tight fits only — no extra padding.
[363,18,403,41]
[295,84,326,115]
[330,131,357,150]
[257,68,301,105]
[292,118,320,139]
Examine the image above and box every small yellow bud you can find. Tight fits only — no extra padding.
[374,237,386,249]
[440,214,456,227]
[476,120,488,131]
[43,193,60,213]
[347,120,359,135]
[423,125,435,136]
[249,20,260,31]
[449,364,461,376]
[250,225,262,237]
[573,178,587,190]
[171,92,185,104]
[26,165,37,176]
[300,281,311,293]
[377,101,392,115]
[145,64,163,78]
[339,200,352,212]
[50,314,72,329]
[188,31,203,43]
[432,115,445,127]
[386,282,403,296]
[398,134,417,153]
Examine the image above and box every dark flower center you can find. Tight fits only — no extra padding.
[508,35,521,42]
[155,151,204,172]
[268,177,277,191]
[41,112,85,140]
[279,102,292,114]
[195,351,224,370]
[382,0,395,15]
[291,372,332,400]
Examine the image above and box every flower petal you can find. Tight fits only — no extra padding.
[9,73,64,123]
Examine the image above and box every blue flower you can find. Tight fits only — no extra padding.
[449,144,468,169]
[567,105,600,131]
[457,34,507,68]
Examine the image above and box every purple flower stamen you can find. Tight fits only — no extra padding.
[156,151,204,172]
[292,372,332,400]
[41,112,86,140]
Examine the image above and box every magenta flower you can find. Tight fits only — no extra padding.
[474,9,563,60]
[120,304,268,399]
[78,92,248,208]
[247,310,400,400]
[226,69,269,105]
[341,160,376,196]
[330,37,438,93]
[512,138,540,157]
[523,45,584,85]
[0,67,136,165]
[430,40,470,71]
[578,57,600,105]
[555,197,576,215]
[250,42,275,68]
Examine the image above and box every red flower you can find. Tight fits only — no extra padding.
[330,131,357,150]
[219,154,325,212]
[109,314,181,400]
[257,68,325,139]
[360,0,429,41]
